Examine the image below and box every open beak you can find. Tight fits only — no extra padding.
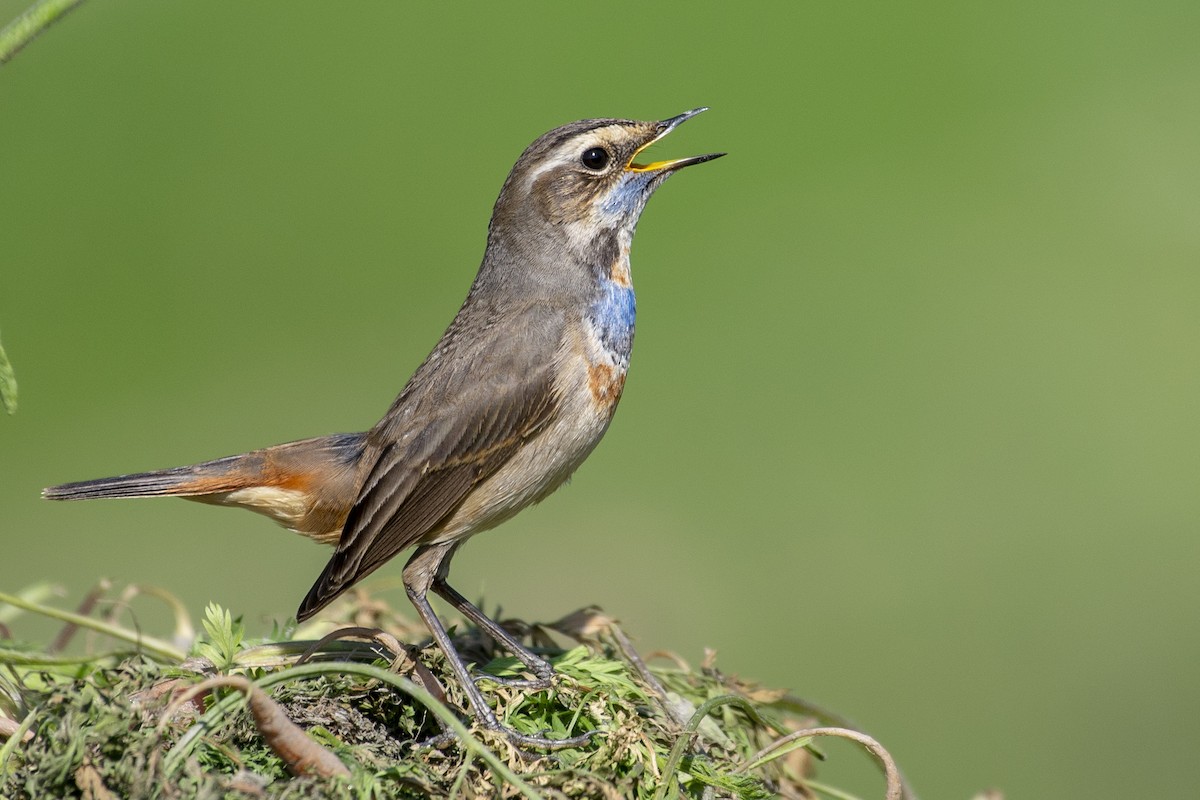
[627,107,726,173]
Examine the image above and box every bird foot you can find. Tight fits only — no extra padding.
[415,721,599,753]
[415,729,459,750]
[497,726,600,753]
[471,654,555,690]
[471,671,554,690]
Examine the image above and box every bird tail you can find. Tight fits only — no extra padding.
[42,433,369,544]
[42,454,261,500]
[43,433,368,502]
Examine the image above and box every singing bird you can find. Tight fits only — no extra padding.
[44,109,723,746]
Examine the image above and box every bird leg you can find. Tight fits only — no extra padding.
[404,545,591,749]
[431,578,555,689]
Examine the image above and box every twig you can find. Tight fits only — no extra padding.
[48,579,111,653]
[0,709,37,773]
[0,716,34,743]
[0,590,186,662]
[164,662,547,800]
[161,676,350,779]
[0,0,88,65]
[295,625,445,702]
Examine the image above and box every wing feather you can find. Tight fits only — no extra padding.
[296,362,559,620]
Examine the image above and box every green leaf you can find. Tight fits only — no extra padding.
[743,734,814,771]
[193,602,245,671]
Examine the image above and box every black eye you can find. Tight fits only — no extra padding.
[580,146,610,171]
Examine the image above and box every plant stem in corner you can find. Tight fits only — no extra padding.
[0,0,89,65]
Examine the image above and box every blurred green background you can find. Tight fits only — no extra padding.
[3,1,1198,797]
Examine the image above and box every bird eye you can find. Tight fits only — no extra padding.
[580,146,611,171]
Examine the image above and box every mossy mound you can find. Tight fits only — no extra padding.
[0,584,907,799]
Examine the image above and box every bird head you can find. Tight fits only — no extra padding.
[490,109,724,258]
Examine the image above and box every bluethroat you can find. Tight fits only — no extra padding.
[44,108,724,747]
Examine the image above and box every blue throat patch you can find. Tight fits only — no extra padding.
[589,280,636,362]
[599,173,653,218]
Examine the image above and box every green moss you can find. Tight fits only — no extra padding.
[0,585,906,799]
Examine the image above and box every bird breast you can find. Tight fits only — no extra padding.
[422,304,633,547]
[584,267,635,409]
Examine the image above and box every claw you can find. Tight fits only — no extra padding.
[402,566,604,753]
[501,726,599,751]
[415,729,459,749]
[416,717,600,752]
[472,670,554,690]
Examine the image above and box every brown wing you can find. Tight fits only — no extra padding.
[296,366,558,620]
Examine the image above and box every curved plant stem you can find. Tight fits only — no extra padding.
[741,726,905,800]
[0,0,88,65]
[0,331,15,414]
[773,695,920,800]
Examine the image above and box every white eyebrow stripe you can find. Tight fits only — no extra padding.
[520,124,631,192]
[520,152,575,191]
